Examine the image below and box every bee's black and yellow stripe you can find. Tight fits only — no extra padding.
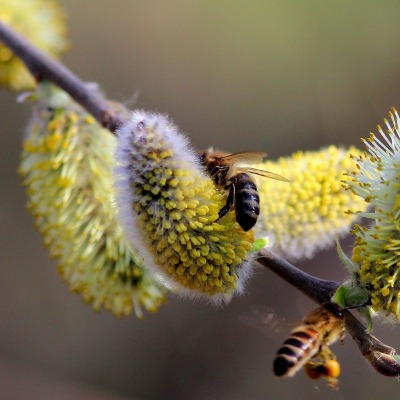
[273,327,320,377]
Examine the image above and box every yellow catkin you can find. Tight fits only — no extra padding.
[115,111,255,303]
[344,108,400,321]
[19,84,167,318]
[256,146,366,260]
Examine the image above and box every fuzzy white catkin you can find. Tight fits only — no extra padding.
[114,110,255,303]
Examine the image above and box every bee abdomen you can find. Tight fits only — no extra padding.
[231,173,260,231]
[273,328,320,377]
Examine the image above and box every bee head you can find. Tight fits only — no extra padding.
[323,303,343,318]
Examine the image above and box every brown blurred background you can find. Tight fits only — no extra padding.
[1,1,400,399]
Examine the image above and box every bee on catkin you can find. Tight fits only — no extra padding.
[198,149,288,231]
[114,111,256,303]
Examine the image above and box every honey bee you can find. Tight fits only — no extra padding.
[273,304,345,389]
[198,149,288,231]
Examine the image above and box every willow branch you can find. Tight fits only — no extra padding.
[257,249,400,376]
[256,248,338,303]
[1,19,399,376]
[0,20,124,131]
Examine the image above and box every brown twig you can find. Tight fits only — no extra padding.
[1,18,399,377]
[256,248,338,304]
[0,20,125,131]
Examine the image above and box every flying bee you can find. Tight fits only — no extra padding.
[198,149,289,231]
[273,304,345,389]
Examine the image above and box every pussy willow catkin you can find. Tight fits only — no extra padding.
[19,84,166,318]
[257,146,366,260]
[344,108,400,320]
[115,111,255,303]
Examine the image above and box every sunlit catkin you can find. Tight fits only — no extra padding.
[115,111,255,303]
[19,84,166,318]
[257,146,366,260]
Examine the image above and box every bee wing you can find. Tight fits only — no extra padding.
[218,151,268,165]
[239,304,289,336]
[237,167,290,182]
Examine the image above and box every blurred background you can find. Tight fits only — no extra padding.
[1,1,400,399]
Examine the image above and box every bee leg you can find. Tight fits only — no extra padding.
[309,346,340,390]
[218,184,235,220]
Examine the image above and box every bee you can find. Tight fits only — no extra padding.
[198,149,288,231]
[273,304,345,389]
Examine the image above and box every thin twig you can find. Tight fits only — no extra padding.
[0,20,125,131]
[1,18,399,376]
[256,248,338,303]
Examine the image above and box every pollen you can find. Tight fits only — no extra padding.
[19,84,167,318]
[115,111,255,302]
[256,146,366,260]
